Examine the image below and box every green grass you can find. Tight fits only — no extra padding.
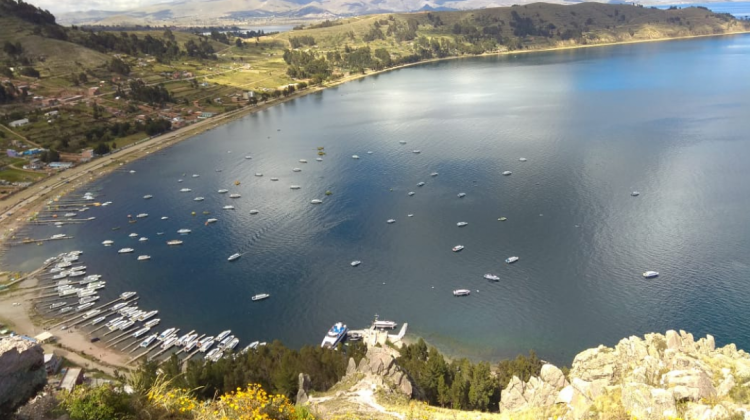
[0,167,46,183]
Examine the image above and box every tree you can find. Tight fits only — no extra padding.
[235,38,243,48]
[94,142,110,155]
[40,149,60,163]
[468,362,494,411]
[60,384,133,420]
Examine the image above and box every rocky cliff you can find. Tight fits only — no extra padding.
[501,330,750,419]
[0,336,47,418]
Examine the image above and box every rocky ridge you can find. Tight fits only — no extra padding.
[501,330,750,419]
[0,336,47,418]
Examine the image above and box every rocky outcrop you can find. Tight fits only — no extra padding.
[296,373,311,404]
[500,330,750,420]
[0,337,47,418]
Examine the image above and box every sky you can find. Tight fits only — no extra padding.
[27,0,174,14]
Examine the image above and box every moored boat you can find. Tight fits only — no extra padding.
[484,274,500,281]
[453,289,471,297]
[452,245,464,252]
[505,256,519,264]
[251,294,270,301]
[321,322,347,348]
[228,253,241,262]
[642,271,659,278]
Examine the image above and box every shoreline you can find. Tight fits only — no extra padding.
[1,29,749,370]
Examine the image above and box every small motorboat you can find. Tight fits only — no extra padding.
[167,240,183,246]
[505,256,519,264]
[417,182,425,187]
[457,222,468,227]
[249,209,259,214]
[245,155,252,159]
[271,177,279,181]
[431,172,438,177]
[161,216,168,220]
[519,157,527,162]
[290,185,301,190]
[138,255,151,261]
[408,214,414,217]
[643,271,659,278]
[293,168,302,172]
[192,174,199,178]
[631,191,640,197]
[118,248,134,254]
[218,189,229,194]
[102,240,114,246]
[458,193,466,198]
[177,229,191,234]
[194,197,205,201]
[300,159,308,163]
[228,253,241,262]
[255,173,263,177]
[484,274,500,281]
[230,194,241,198]
[316,158,323,162]
[129,233,138,237]
[139,237,148,242]
[352,155,360,159]
[386,219,396,224]
[223,205,235,210]
[143,195,153,199]
[498,217,507,221]
[206,218,218,224]
[351,260,361,267]
[503,171,512,176]
[180,188,191,192]
[453,289,470,297]
[399,140,407,145]
[452,245,464,252]
[311,199,323,204]
[251,294,270,301]
[408,192,415,196]
[412,150,421,154]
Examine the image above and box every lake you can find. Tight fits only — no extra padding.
[657,2,750,18]
[6,33,750,364]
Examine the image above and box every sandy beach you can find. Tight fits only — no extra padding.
[1,29,749,375]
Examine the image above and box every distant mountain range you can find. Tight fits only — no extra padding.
[55,0,728,26]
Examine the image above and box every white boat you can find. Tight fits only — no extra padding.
[144,319,161,328]
[118,248,134,254]
[225,338,239,351]
[79,296,99,304]
[206,218,218,224]
[216,330,232,342]
[373,320,397,329]
[503,171,512,176]
[64,212,76,217]
[399,140,407,144]
[387,219,396,224]
[138,310,158,321]
[228,253,241,262]
[519,157,527,162]
[255,173,263,177]
[180,188,191,192]
[290,185,301,190]
[408,192,415,196]
[505,256,519,264]
[413,150,421,154]
[631,191,640,197]
[91,316,107,325]
[453,289,471,297]
[198,337,215,352]
[315,158,322,162]
[129,233,138,237]
[321,322,347,348]
[177,229,191,234]
[643,271,659,278]
[76,302,95,312]
[367,151,373,154]
[143,195,153,199]
[251,294,270,301]
[68,271,86,277]
[245,155,252,159]
[452,245,464,252]
[50,302,67,309]
[161,336,177,349]
[417,182,425,187]
[299,159,308,163]
[137,255,151,261]
[192,174,199,178]
[484,274,500,281]
[457,222,468,227]
[230,194,241,198]
[161,216,168,220]
[431,172,438,177]
[408,214,414,217]
[249,209,259,214]
[205,348,221,361]
[271,177,279,181]
[132,327,151,338]
[158,328,177,341]
[194,197,205,201]
[178,179,183,183]
[102,240,114,246]
[139,237,148,242]
[458,193,466,198]
[223,205,235,210]
[351,260,361,267]
[139,334,158,348]
[218,189,229,194]
[311,199,323,204]
[352,155,360,159]
[167,240,183,246]
[120,291,136,300]
[219,335,234,348]
[292,168,302,172]
[136,213,148,218]
[102,201,112,206]
[50,234,66,240]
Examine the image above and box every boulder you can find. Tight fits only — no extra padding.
[661,370,716,401]
[666,330,682,351]
[346,357,356,376]
[500,376,527,411]
[683,403,732,420]
[296,373,311,404]
[570,346,617,383]
[539,364,567,389]
[0,337,47,418]
[716,374,735,398]
[621,383,676,420]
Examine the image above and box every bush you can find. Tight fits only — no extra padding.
[60,384,134,420]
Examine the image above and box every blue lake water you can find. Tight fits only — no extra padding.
[6,33,750,364]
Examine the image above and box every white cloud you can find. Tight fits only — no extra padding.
[27,0,175,14]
